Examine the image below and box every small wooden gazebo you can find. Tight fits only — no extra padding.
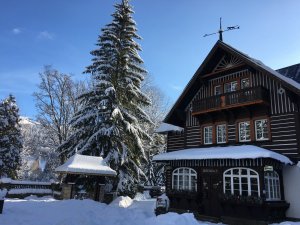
[55,154,116,202]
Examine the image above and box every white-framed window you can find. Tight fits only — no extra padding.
[224,81,238,93]
[239,121,251,142]
[204,126,213,144]
[241,78,250,89]
[217,124,226,144]
[214,85,222,95]
[224,168,260,197]
[264,171,281,201]
[172,167,197,191]
[255,119,269,141]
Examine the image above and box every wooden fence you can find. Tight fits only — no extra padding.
[0,178,61,198]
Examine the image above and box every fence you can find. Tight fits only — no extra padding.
[0,178,61,198]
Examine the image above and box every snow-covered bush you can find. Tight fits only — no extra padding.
[0,189,7,200]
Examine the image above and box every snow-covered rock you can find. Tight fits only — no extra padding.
[110,196,133,208]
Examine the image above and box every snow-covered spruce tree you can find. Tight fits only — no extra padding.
[0,95,22,178]
[59,0,151,195]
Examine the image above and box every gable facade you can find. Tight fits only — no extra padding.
[155,41,300,222]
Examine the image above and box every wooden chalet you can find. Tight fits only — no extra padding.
[153,41,300,223]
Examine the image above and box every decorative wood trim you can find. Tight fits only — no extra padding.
[202,63,245,78]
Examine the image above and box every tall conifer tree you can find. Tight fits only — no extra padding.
[0,95,22,178]
[60,0,151,194]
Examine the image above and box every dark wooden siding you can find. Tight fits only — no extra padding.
[185,126,201,148]
[167,132,185,151]
[260,113,300,158]
[166,67,300,159]
[227,123,236,143]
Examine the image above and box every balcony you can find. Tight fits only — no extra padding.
[192,86,269,115]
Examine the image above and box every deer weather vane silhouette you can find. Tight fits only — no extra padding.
[204,17,239,41]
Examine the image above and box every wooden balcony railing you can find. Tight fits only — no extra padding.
[192,86,269,115]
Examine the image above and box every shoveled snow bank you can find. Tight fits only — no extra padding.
[153,145,293,164]
[1,197,205,225]
[24,195,56,201]
[134,191,151,201]
[110,196,133,208]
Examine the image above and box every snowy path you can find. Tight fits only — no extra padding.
[0,196,299,225]
[0,197,200,225]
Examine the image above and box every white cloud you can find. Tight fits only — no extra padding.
[37,31,55,40]
[170,84,183,91]
[12,28,21,34]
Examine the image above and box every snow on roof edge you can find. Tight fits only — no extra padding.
[55,154,117,176]
[223,42,300,92]
[155,122,184,133]
[153,145,293,165]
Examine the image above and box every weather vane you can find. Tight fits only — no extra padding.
[204,17,239,41]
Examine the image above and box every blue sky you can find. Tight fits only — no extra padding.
[1,0,300,118]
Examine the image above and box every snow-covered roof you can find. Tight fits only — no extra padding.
[55,154,117,176]
[153,145,293,165]
[155,123,184,133]
[224,41,300,91]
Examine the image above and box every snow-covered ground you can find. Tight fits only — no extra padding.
[0,195,299,225]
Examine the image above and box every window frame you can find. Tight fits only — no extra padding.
[203,126,213,145]
[214,85,222,95]
[255,119,269,141]
[224,80,238,93]
[264,171,281,201]
[216,124,227,144]
[223,167,260,197]
[239,121,251,142]
[172,167,197,192]
[241,77,250,89]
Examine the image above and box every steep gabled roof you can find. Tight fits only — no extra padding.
[164,41,300,126]
[277,63,300,83]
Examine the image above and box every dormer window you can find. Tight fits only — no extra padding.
[224,81,238,93]
[214,85,222,95]
[241,78,250,89]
